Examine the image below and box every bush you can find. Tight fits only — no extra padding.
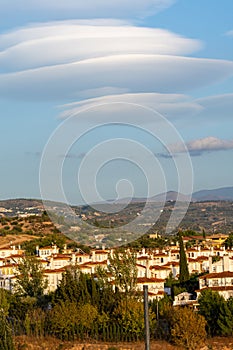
[171,307,206,350]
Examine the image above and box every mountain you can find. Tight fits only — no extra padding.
[192,187,233,201]
[1,187,233,214]
[150,191,191,202]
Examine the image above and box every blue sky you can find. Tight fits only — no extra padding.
[0,0,233,204]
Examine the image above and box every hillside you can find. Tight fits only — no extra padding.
[0,198,233,248]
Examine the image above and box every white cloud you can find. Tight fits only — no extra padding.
[0,0,175,20]
[195,93,233,122]
[0,54,232,101]
[0,22,202,72]
[60,92,203,122]
[171,136,233,155]
[0,22,232,102]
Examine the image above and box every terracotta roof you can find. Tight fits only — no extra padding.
[8,254,24,258]
[188,256,209,262]
[199,271,233,279]
[0,263,17,268]
[94,250,109,254]
[136,264,146,268]
[79,260,107,266]
[137,277,164,283]
[43,268,66,274]
[149,265,170,270]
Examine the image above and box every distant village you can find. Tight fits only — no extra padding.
[0,231,233,306]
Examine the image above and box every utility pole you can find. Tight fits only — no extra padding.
[143,285,150,350]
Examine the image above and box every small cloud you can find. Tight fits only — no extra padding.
[171,136,233,156]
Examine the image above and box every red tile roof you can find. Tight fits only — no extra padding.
[137,277,164,283]
[199,271,233,279]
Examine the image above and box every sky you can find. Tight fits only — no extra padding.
[0,0,233,205]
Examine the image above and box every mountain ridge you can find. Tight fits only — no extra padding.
[1,186,233,209]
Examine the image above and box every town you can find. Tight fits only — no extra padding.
[1,231,232,303]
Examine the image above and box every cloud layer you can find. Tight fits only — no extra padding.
[0,22,202,72]
[60,92,203,122]
[0,21,232,102]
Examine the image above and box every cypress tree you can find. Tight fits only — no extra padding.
[178,231,189,283]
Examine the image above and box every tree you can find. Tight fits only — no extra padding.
[170,307,206,350]
[0,289,15,350]
[198,289,226,336]
[113,298,149,340]
[217,300,233,336]
[54,265,82,303]
[49,300,99,340]
[15,255,47,298]
[49,300,80,340]
[108,250,137,297]
[178,232,189,283]
[225,233,233,249]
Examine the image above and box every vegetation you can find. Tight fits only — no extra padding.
[178,232,189,283]
[198,289,233,337]
[225,232,233,248]
[1,250,233,348]
[14,255,48,297]
[170,307,206,350]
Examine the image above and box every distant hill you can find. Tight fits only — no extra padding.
[114,188,233,203]
[1,187,233,214]
[192,187,233,202]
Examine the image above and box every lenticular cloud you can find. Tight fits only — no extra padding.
[0,21,232,101]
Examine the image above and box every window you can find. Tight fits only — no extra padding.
[212,279,218,286]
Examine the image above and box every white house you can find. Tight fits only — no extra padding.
[197,271,233,300]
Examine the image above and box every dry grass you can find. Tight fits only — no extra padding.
[14,336,233,350]
[0,234,38,248]
[14,337,184,350]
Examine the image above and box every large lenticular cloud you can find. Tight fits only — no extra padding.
[0,21,232,101]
